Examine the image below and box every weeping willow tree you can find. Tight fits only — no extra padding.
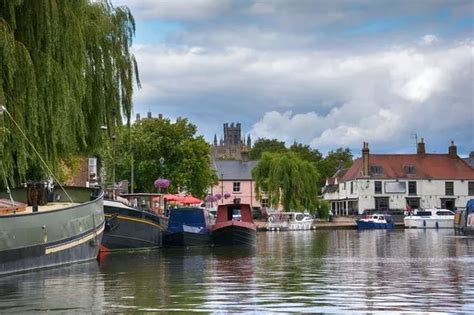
[252,151,319,213]
[0,0,139,186]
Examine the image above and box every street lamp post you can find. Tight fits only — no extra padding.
[221,172,224,204]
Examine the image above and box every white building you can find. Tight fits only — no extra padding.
[322,140,474,215]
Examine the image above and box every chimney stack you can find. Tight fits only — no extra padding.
[448,141,457,157]
[362,142,370,177]
[417,138,426,155]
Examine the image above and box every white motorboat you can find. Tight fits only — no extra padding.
[404,208,455,229]
[266,212,314,231]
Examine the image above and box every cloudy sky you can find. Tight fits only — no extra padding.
[113,0,473,156]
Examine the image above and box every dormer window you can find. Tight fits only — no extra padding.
[371,165,383,174]
[405,165,416,174]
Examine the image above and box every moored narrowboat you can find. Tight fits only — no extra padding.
[163,207,211,247]
[209,203,257,246]
[102,193,165,251]
[0,184,105,276]
[454,199,474,236]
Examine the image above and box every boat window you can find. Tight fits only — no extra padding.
[379,216,384,220]
[232,208,241,221]
[373,216,378,220]
[416,211,431,216]
[296,214,304,221]
[436,211,453,216]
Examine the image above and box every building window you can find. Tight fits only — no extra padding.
[469,182,474,196]
[261,198,269,208]
[374,181,382,194]
[371,165,383,174]
[233,182,241,193]
[445,181,454,196]
[375,197,389,211]
[350,182,353,194]
[408,181,417,195]
[405,165,416,175]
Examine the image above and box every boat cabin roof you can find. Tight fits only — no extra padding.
[216,203,253,223]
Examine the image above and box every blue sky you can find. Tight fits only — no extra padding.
[114,0,473,156]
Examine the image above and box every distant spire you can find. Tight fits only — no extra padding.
[213,134,218,146]
[247,134,251,148]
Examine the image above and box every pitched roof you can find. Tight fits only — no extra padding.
[213,160,258,180]
[464,153,474,169]
[341,154,474,181]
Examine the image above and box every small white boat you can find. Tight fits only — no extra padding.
[266,212,314,231]
[404,208,455,229]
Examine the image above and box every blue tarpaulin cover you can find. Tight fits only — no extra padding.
[168,208,208,234]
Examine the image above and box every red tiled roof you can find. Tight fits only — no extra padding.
[341,154,474,181]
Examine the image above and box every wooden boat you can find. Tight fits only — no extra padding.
[101,193,166,251]
[0,184,105,276]
[356,214,394,230]
[209,203,257,246]
[404,209,455,229]
[266,212,314,231]
[163,207,211,247]
[454,199,474,236]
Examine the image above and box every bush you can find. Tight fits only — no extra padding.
[316,200,330,220]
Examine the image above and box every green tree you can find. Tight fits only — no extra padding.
[0,0,139,185]
[109,117,218,198]
[317,148,353,186]
[252,151,319,213]
[289,142,323,164]
[248,138,287,160]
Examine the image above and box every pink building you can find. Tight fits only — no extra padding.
[211,160,268,208]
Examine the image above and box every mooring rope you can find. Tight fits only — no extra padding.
[0,105,74,203]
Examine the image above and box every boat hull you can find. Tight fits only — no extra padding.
[0,187,105,276]
[164,232,211,247]
[102,200,163,251]
[404,217,454,229]
[211,223,257,246]
[356,220,394,230]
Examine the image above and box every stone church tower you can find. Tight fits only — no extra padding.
[212,123,252,160]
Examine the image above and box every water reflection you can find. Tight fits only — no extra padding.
[0,230,473,313]
[0,262,103,313]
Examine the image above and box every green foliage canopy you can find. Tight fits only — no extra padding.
[0,0,139,185]
[252,151,319,213]
[248,138,286,160]
[110,117,218,199]
[317,148,353,186]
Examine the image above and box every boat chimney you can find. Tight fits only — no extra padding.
[417,138,426,155]
[448,140,457,157]
[362,142,370,177]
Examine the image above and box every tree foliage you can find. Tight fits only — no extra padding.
[252,151,319,213]
[248,138,286,160]
[317,148,353,186]
[109,117,218,199]
[289,142,322,164]
[0,0,139,185]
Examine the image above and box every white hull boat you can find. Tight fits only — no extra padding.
[266,212,314,231]
[404,209,455,229]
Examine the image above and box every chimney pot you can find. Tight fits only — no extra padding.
[417,138,426,155]
[449,140,457,157]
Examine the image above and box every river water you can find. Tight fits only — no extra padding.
[0,229,473,313]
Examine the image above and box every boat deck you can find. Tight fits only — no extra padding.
[0,202,79,215]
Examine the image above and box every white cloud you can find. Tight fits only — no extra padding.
[421,34,439,46]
